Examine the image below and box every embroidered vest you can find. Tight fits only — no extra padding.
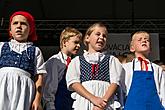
[79,55,110,83]
[0,42,36,76]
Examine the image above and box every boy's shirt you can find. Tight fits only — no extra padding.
[43,52,68,110]
[123,58,165,108]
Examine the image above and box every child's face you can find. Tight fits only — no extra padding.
[130,33,150,55]
[10,15,30,42]
[87,26,107,52]
[65,35,81,55]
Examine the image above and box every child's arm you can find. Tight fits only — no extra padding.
[31,74,43,110]
[102,83,118,102]
[106,56,125,107]
[70,82,107,109]
[31,47,46,110]
[42,58,59,110]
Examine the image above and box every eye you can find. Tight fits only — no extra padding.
[12,21,18,25]
[144,38,149,42]
[96,33,100,36]
[20,22,28,26]
[138,38,142,41]
[74,41,80,44]
[103,34,107,38]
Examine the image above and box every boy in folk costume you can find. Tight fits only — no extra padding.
[123,31,165,110]
[43,27,82,110]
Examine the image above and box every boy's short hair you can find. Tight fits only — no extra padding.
[60,27,82,49]
[131,31,150,40]
[130,31,150,50]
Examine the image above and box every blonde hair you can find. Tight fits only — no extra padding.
[60,27,82,49]
[130,31,150,48]
[83,22,108,46]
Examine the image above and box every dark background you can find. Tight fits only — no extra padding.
[0,0,165,19]
[0,0,165,62]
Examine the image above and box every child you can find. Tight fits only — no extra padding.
[66,22,125,110]
[123,31,165,110]
[43,27,82,110]
[0,11,47,110]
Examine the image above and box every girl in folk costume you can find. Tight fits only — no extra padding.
[0,11,47,110]
[66,22,125,110]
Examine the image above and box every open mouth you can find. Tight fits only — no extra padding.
[97,42,104,46]
[75,48,79,51]
[15,30,22,35]
[142,44,147,47]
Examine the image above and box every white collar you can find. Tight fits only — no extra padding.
[9,39,33,54]
[10,39,33,46]
[83,50,106,56]
[60,52,70,60]
[134,57,150,63]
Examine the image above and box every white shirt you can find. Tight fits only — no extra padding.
[43,52,69,110]
[123,58,165,107]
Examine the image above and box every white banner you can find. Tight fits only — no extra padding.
[107,33,160,61]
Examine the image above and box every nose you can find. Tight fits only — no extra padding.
[99,35,104,39]
[77,43,80,47]
[16,22,21,28]
[76,43,80,48]
[142,39,147,43]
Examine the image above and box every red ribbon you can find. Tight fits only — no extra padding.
[66,57,71,68]
[138,57,149,71]
[92,64,98,79]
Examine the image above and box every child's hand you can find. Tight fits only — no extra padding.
[93,105,104,110]
[31,100,42,110]
[90,96,107,109]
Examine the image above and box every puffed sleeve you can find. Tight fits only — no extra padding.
[66,56,81,90]
[109,56,126,108]
[109,56,125,85]
[35,47,47,74]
